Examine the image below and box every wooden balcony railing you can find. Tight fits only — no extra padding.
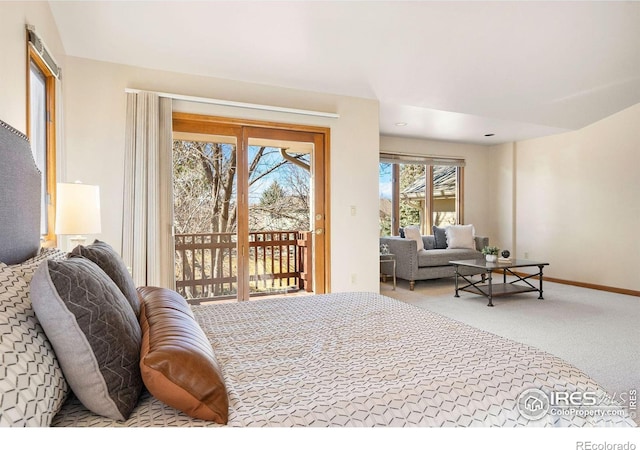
[174,230,312,301]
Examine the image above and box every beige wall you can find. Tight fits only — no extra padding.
[488,142,516,255]
[379,136,495,239]
[491,103,640,292]
[0,1,65,133]
[62,56,381,293]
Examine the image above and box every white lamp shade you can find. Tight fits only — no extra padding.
[55,182,102,235]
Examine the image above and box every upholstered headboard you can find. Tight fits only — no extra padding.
[0,120,41,264]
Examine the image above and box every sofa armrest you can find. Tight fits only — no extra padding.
[474,236,489,251]
[379,236,419,281]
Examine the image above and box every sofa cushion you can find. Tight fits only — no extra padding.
[30,257,143,421]
[432,226,448,249]
[418,248,482,267]
[422,235,436,250]
[138,286,229,423]
[446,224,476,249]
[403,225,424,251]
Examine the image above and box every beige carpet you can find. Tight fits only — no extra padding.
[380,276,639,405]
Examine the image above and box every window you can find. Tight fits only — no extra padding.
[379,154,464,236]
[26,26,60,244]
[398,163,427,231]
[431,165,461,228]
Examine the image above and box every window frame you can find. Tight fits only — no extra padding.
[380,154,465,236]
[26,44,57,246]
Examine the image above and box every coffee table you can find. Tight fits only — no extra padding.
[449,259,549,307]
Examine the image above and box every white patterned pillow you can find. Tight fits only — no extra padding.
[445,224,476,250]
[403,225,424,251]
[11,248,68,277]
[0,248,69,427]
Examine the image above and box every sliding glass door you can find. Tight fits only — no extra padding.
[172,132,239,300]
[172,114,328,302]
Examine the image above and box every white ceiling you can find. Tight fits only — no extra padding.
[48,1,640,145]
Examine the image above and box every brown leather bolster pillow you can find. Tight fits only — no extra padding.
[138,286,228,423]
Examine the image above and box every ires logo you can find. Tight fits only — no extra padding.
[517,388,550,420]
[516,388,632,421]
[550,391,598,406]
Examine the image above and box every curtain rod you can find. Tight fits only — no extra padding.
[124,88,339,119]
[26,25,61,80]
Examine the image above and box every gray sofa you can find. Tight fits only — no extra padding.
[380,235,489,290]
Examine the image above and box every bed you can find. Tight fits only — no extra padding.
[0,118,635,427]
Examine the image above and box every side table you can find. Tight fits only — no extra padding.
[380,253,396,290]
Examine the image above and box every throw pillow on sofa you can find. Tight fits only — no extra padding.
[403,225,424,251]
[445,224,476,250]
[432,226,448,249]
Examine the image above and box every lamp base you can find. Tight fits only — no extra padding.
[68,236,87,249]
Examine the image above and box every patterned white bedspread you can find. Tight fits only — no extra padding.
[52,292,636,427]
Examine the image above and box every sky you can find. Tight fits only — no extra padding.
[247,146,310,204]
[379,163,392,199]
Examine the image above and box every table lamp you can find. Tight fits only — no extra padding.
[55,182,101,249]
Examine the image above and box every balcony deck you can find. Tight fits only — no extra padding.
[174,230,312,303]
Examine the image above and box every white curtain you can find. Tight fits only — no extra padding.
[55,79,66,188]
[122,92,175,289]
[55,77,69,251]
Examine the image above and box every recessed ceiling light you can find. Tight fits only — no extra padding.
[484,133,495,137]
[395,122,408,127]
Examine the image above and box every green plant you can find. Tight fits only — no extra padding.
[481,246,500,256]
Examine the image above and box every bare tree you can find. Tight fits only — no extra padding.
[173,140,310,298]
[249,163,310,232]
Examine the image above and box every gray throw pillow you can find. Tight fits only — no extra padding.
[432,226,448,249]
[70,240,139,318]
[30,258,143,421]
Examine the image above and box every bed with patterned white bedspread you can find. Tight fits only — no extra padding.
[51,291,634,427]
